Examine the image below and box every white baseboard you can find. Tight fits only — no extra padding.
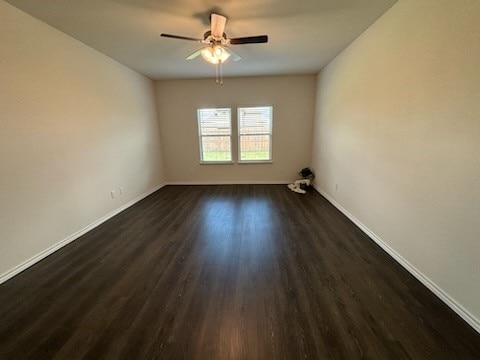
[166,180,291,185]
[312,184,480,334]
[0,183,166,285]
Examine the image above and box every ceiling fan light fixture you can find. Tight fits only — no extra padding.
[201,45,230,65]
[214,46,223,57]
[201,46,216,64]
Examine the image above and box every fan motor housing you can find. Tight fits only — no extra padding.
[203,30,227,42]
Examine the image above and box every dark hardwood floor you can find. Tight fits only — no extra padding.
[0,185,479,359]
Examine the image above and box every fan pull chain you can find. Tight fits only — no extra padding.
[220,61,223,85]
[214,62,224,85]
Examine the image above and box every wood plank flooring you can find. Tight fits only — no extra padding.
[0,185,479,359]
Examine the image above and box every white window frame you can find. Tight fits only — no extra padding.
[237,106,273,163]
[197,108,233,164]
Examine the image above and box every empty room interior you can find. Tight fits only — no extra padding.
[1,0,480,358]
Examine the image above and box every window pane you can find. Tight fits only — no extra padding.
[239,135,270,161]
[198,108,232,162]
[238,106,272,162]
[201,136,232,161]
[198,108,231,136]
[238,107,272,135]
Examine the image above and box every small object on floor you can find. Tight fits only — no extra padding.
[293,187,306,194]
[288,167,315,194]
[287,179,311,194]
[299,167,314,179]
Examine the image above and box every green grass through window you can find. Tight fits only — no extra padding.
[202,150,270,161]
[241,150,269,161]
[203,151,231,161]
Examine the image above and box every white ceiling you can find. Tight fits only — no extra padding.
[6,0,397,80]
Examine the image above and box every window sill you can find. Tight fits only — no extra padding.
[238,160,273,164]
[200,161,234,165]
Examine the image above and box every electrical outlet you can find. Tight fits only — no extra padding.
[119,187,123,195]
[111,190,115,199]
[335,183,338,191]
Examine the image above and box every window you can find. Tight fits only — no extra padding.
[197,108,232,162]
[238,106,272,162]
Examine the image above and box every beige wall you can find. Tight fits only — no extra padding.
[155,75,316,183]
[0,1,166,278]
[312,0,480,328]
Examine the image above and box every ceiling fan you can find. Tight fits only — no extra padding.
[161,13,268,82]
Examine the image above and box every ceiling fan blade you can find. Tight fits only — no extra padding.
[161,33,203,42]
[229,35,268,45]
[186,48,204,60]
[211,13,226,38]
[224,47,241,62]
